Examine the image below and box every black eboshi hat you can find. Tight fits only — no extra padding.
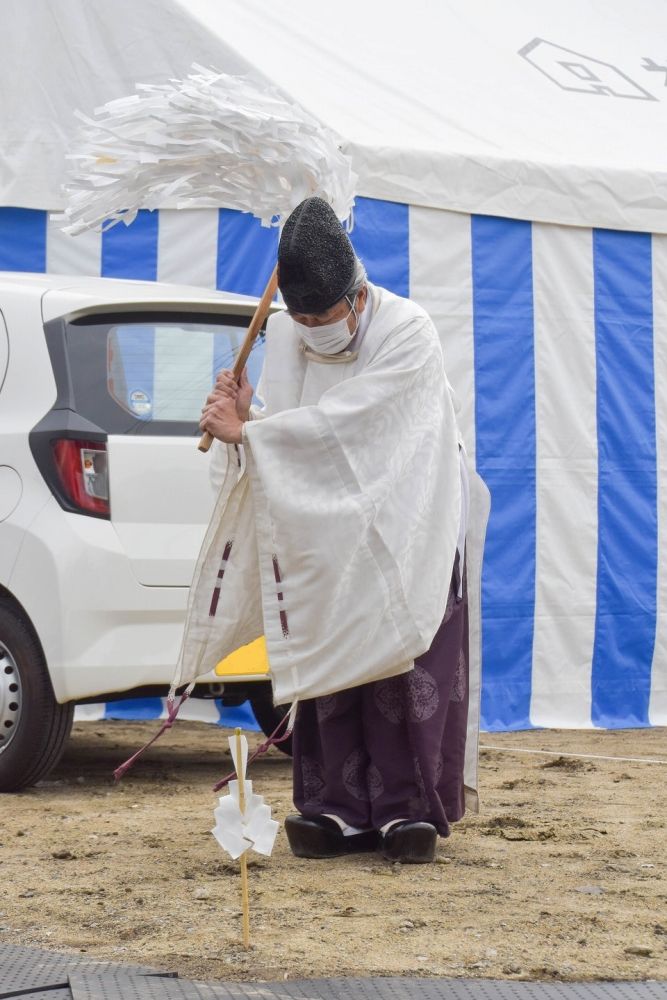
[277,197,356,314]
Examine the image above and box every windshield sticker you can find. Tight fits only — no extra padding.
[128,389,152,417]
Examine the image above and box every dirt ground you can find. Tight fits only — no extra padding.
[1,721,666,984]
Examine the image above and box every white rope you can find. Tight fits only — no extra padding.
[479,744,667,765]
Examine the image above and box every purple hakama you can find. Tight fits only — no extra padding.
[292,562,469,837]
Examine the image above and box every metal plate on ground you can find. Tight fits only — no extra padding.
[276,983,667,1000]
[267,984,667,1000]
[69,974,275,1000]
[0,988,73,999]
[67,976,667,1000]
[0,942,162,996]
[2,947,666,1000]
[68,973,273,1000]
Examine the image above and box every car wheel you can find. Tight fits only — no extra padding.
[0,600,74,792]
[248,682,292,757]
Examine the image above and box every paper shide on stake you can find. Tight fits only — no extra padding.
[213,729,279,948]
[55,64,357,235]
[211,731,279,860]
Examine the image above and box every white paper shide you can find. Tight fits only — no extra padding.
[211,733,278,860]
[57,64,357,235]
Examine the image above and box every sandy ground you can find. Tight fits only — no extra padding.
[1,721,666,984]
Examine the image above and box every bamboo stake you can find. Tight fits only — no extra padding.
[198,264,279,453]
[235,727,251,949]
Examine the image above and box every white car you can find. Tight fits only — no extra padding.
[0,273,283,792]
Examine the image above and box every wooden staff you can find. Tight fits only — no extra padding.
[198,264,279,453]
[235,727,251,949]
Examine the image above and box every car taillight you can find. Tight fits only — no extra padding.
[52,439,110,517]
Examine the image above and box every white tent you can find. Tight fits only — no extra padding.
[2,0,667,730]
[4,0,667,231]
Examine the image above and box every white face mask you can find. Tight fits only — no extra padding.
[294,297,359,355]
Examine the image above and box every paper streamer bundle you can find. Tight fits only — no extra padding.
[212,729,278,947]
[211,734,279,860]
[57,64,357,235]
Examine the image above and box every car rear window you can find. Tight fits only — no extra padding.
[56,312,265,435]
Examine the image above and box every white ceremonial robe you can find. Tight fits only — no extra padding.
[174,284,471,710]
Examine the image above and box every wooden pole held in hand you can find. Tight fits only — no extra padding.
[198,264,279,453]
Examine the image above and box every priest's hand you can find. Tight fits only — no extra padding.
[200,391,245,445]
[213,367,253,421]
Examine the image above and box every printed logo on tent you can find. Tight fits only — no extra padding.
[519,39,657,101]
[642,58,667,87]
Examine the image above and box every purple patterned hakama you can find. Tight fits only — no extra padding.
[292,565,469,837]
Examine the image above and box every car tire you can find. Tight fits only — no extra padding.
[0,600,74,793]
[248,682,293,757]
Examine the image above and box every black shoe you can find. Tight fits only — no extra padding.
[284,814,379,859]
[380,821,438,863]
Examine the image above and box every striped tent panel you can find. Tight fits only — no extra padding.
[73,698,260,729]
[1,199,665,732]
[652,237,667,727]
[531,224,598,729]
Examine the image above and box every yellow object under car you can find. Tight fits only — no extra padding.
[215,636,270,678]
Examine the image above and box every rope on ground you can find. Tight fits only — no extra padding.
[479,745,667,765]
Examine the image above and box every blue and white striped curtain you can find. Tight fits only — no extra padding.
[1,199,665,732]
